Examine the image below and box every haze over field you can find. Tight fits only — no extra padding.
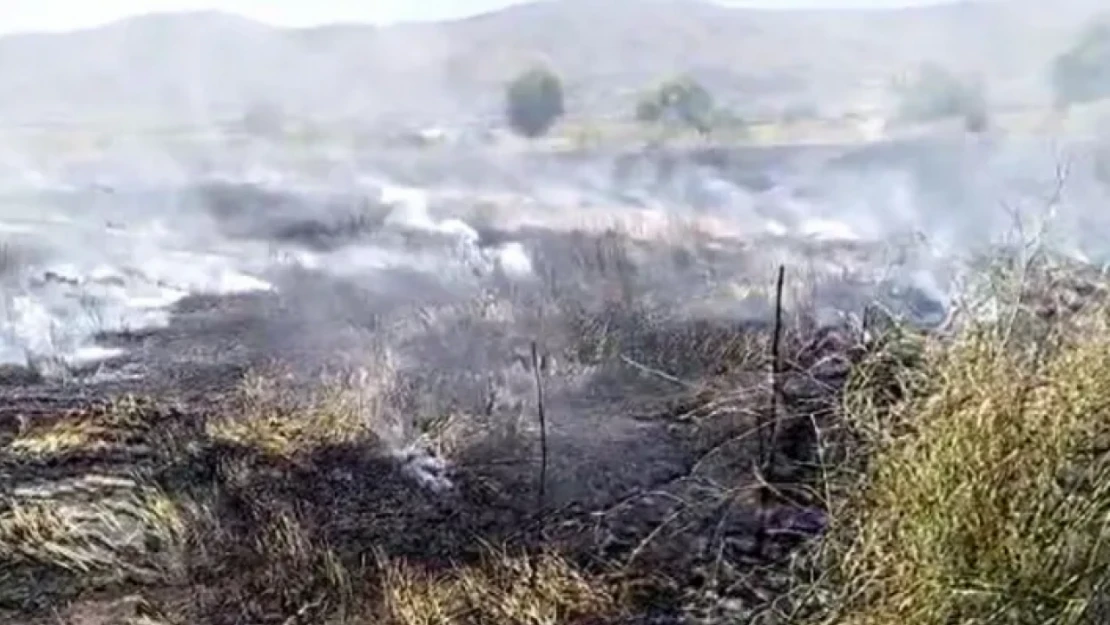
[2,2,1110,624]
[1,0,1109,423]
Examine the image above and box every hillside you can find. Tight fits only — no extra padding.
[0,0,1105,127]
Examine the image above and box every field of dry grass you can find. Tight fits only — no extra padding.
[2,249,1110,624]
[779,254,1110,625]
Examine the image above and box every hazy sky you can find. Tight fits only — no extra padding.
[1,0,985,34]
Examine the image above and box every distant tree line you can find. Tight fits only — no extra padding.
[503,67,741,141]
[872,10,1110,132]
[502,20,1110,143]
[256,12,1110,147]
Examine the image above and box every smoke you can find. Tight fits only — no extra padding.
[3,124,1110,503]
[3,132,1108,369]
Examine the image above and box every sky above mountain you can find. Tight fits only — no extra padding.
[2,0,999,35]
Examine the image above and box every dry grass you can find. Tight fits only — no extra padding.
[0,486,191,608]
[0,364,633,625]
[206,368,388,458]
[205,501,622,625]
[6,396,150,458]
[806,267,1110,625]
[379,547,623,625]
[7,419,113,456]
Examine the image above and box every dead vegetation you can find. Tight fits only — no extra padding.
[0,282,838,625]
[379,547,624,625]
[205,366,387,458]
[4,241,1109,625]
[0,375,627,624]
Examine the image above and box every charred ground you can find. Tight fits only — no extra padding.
[0,219,877,625]
[3,142,1110,624]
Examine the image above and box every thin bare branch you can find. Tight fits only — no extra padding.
[531,341,549,515]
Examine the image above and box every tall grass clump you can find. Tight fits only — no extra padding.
[815,266,1110,625]
[378,546,623,625]
[206,366,391,458]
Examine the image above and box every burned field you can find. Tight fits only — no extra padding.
[0,220,892,625]
[2,152,1110,625]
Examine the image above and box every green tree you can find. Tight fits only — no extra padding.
[505,67,565,139]
[634,97,663,124]
[892,64,988,133]
[240,102,285,138]
[635,76,716,135]
[1052,17,1110,109]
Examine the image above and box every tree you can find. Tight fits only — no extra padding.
[635,98,663,125]
[505,67,565,139]
[963,104,989,134]
[635,76,716,135]
[1051,17,1110,109]
[240,102,285,138]
[892,64,988,133]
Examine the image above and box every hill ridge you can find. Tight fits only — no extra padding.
[0,0,1103,126]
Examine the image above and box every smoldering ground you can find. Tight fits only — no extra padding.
[5,134,1108,501]
[2,133,1110,623]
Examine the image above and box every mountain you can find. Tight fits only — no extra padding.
[0,0,1104,127]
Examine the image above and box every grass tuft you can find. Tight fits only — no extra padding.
[206,369,387,458]
[815,286,1110,625]
[7,395,151,458]
[7,419,112,456]
[0,488,190,604]
[379,547,623,625]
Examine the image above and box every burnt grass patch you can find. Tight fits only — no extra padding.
[10,258,1108,625]
[13,230,1099,625]
[0,299,862,625]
